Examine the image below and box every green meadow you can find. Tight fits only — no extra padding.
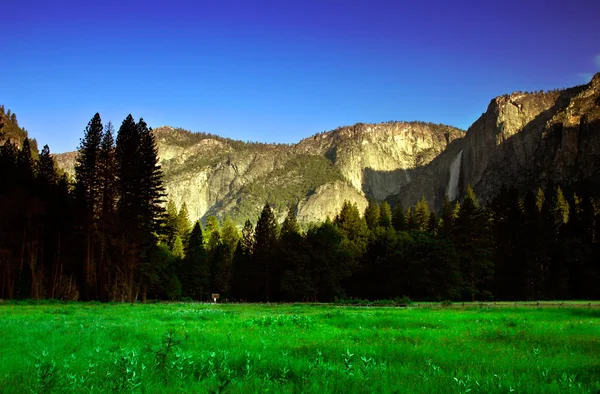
[0,303,599,393]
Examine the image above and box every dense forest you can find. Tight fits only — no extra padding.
[0,110,598,302]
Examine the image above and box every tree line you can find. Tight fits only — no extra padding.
[1,110,598,302]
[0,113,164,302]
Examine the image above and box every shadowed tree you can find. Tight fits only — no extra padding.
[253,203,279,301]
[364,200,380,230]
[392,201,406,231]
[453,185,494,301]
[379,201,392,229]
[74,114,104,299]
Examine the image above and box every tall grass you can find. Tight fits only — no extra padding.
[0,303,598,393]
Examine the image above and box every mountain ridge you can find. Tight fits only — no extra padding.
[53,73,600,224]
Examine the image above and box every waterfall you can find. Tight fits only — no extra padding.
[447,150,463,201]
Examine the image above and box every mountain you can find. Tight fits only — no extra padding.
[393,72,600,208]
[53,73,600,224]
[0,106,38,154]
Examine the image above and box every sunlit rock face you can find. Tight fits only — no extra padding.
[392,73,600,208]
[53,73,600,224]
[54,122,463,224]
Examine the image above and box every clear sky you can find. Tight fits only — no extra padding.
[2,0,600,153]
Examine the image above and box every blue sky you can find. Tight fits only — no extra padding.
[2,0,599,153]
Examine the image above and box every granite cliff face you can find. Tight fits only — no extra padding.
[393,73,600,209]
[54,122,463,224]
[154,122,463,224]
[53,73,600,224]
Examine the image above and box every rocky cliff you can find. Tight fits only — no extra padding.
[54,121,463,224]
[53,73,600,224]
[392,73,600,209]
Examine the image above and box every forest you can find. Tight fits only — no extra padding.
[0,109,598,303]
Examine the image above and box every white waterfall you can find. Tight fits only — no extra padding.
[446,150,463,201]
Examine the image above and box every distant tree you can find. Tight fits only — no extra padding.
[406,207,420,231]
[36,145,57,187]
[182,222,209,300]
[204,215,220,250]
[231,219,254,300]
[364,200,380,230]
[392,201,406,231]
[453,185,494,301]
[427,211,438,235]
[414,197,430,232]
[172,236,184,259]
[177,202,191,240]
[164,200,179,245]
[439,195,454,238]
[379,201,392,228]
[552,186,570,227]
[281,206,301,237]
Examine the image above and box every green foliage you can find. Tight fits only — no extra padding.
[177,202,191,239]
[378,201,392,228]
[392,201,406,231]
[364,200,380,230]
[414,196,431,232]
[182,222,209,300]
[232,154,344,223]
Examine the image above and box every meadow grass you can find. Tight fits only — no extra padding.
[0,302,598,393]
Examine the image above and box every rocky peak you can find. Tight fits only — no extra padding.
[590,72,600,90]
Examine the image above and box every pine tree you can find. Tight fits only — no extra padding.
[553,186,570,227]
[172,236,184,258]
[379,201,392,228]
[439,195,454,238]
[414,197,431,232]
[453,185,494,301]
[406,207,419,231]
[281,206,301,237]
[364,200,380,230]
[392,201,406,231]
[182,222,209,300]
[536,187,545,213]
[204,216,221,251]
[114,115,165,301]
[137,119,165,237]
[96,123,117,300]
[74,113,104,299]
[427,211,438,235]
[335,201,368,243]
[164,200,179,245]
[36,145,57,187]
[254,203,279,301]
[97,122,116,219]
[232,219,254,300]
[17,137,35,187]
[177,202,191,240]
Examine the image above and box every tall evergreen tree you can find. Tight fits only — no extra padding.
[177,202,191,239]
[253,203,279,301]
[364,200,380,230]
[379,201,392,228]
[232,219,254,300]
[392,201,406,231]
[96,123,117,300]
[74,113,104,299]
[414,196,431,232]
[439,195,454,238]
[182,222,209,300]
[453,185,494,301]
[36,145,57,187]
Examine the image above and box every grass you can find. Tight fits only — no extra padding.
[0,302,599,393]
